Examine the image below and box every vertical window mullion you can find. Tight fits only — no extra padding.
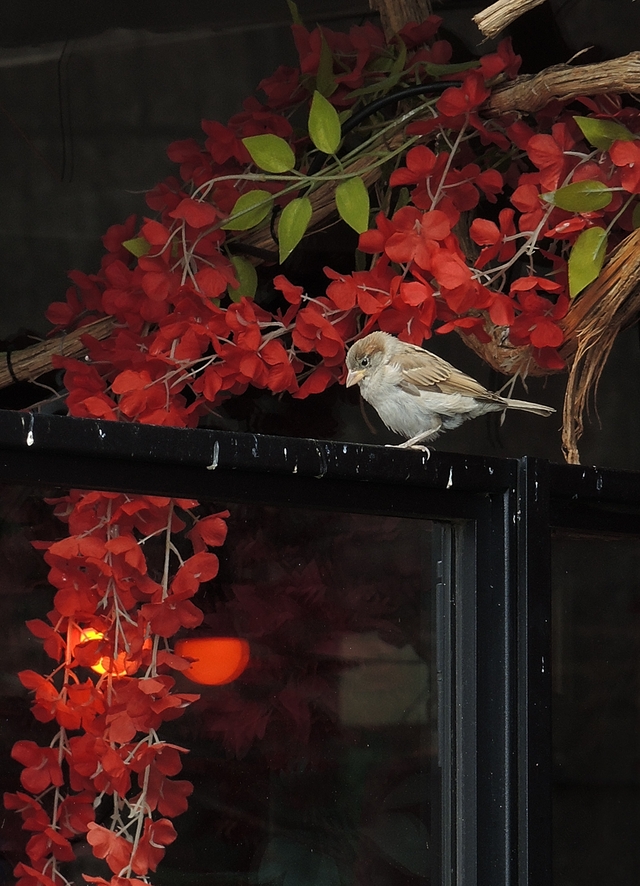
[517,457,553,886]
[475,487,518,886]
[454,519,479,886]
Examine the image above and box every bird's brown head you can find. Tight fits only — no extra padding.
[345,332,392,387]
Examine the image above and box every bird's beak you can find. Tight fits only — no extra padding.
[346,368,365,388]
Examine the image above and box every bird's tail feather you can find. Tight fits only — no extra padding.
[503,398,555,417]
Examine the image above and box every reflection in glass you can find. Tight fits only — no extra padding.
[553,534,640,885]
[0,489,440,886]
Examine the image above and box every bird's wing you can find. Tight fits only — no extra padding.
[396,346,501,401]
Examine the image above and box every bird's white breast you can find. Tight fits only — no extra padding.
[359,360,496,438]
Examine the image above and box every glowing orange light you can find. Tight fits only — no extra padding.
[74,628,151,677]
[174,637,250,685]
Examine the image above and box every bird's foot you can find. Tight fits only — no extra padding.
[385,443,432,457]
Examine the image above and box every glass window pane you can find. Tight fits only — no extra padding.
[0,487,443,886]
[552,534,640,885]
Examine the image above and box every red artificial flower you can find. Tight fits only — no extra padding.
[146,177,184,214]
[292,305,346,364]
[201,120,251,166]
[230,99,294,140]
[294,365,338,398]
[398,15,443,48]
[436,71,490,119]
[511,180,546,232]
[11,742,64,795]
[140,594,204,638]
[436,314,491,341]
[609,139,640,193]
[143,767,193,818]
[26,828,75,864]
[102,215,138,257]
[131,819,177,875]
[273,274,304,305]
[258,65,305,109]
[389,145,443,188]
[86,824,132,875]
[24,620,63,660]
[14,862,59,886]
[526,122,580,191]
[56,792,95,837]
[508,279,568,350]
[260,339,300,393]
[166,139,213,185]
[4,793,50,833]
[324,267,390,314]
[168,198,219,229]
[470,209,517,268]
[375,276,438,343]
[478,38,521,80]
[187,511,229,553]
[383,207,451,268]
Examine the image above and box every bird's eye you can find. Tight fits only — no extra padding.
[360,356,370,367]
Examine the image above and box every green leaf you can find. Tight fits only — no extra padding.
[316,31,336,97]
[394,186,411,212]
[228,256,258,301]
[568,226,607,298]
[542,179,613,212]
[242,134,296,173]
[573,115,635,151]
[277,196,312,263]
[222,190,273,231]
[346,73,401,100]
[308,90,341,155]
[390,39,407,76]
[122,237,150,257]
[354,249,367,271]
[368,56,394,73]
[632,202,640,229]
[285,0,303,24]
[335,176,370,234]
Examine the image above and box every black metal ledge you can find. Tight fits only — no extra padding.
[0,410,516,516]
[2,410,640,527]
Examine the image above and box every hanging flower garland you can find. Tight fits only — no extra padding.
[7,10,640,886]
[6,491,229,886]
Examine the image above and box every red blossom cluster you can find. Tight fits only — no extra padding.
[5,491,228,886]
[46,20,640,400]
[42,15,541,429]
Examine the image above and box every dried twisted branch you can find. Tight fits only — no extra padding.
[459,231,640,464]
[473,0,547,39]
[0,316,115,390]
[485,52,640,116]
[559,229,640,463]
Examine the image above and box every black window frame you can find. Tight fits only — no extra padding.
[0,409,638,886]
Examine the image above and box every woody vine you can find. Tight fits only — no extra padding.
[7,9,640,886]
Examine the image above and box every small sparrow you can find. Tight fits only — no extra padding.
[345,331,555,449]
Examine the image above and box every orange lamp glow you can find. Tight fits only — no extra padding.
[174,637,250,685]
[74,628,151,677]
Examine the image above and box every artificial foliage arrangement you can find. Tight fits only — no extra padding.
[8,4,640,885]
